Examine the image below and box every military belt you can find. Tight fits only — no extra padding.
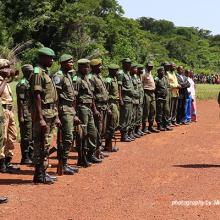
[42,103,57,109]
[144,89,155,94]
[60,100,74,107]
[2,104,13,111]
[109,99,119,104]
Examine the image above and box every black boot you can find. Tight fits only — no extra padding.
[142,123,151,134]
[157,124,165,131]
[76,146,92,168]
[0,196,8,204]
[128,131,135,141]
[20,152,32,165]
[120,132,131,142]
[0,158,7,173]
[33,164,54,184]
[134,127,141,138]
[105,139,119,153]
[63,158,74,175]
[87,152,102,164]
[5,157,20,173]
[148,123,160,133]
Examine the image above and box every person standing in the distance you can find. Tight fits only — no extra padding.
[16,64,34,165]
[189,70,197,122]
[118,58,134,142]
[31,47,61,184]
[0,59,19,173]
[53,54,80,175]
[142,61,159,134]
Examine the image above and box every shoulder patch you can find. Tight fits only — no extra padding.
[20,78,27,84]
[105,77,112,83]
[88,73,93,80]
[72,75,78,81]
[53,75,61,85]
[34,67,40,74]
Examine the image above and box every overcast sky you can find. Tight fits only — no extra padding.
[118,0,220,35]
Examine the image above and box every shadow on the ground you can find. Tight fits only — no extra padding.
[0,179,33,185]
[173,164,220,168]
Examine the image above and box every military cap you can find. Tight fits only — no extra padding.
[0,59,10,69]
[131,63,138,68]
[59,54,73,63]
[170,62,176,66]
[21,64,34,73]
[77,58,90,65]
[157,66,165,72]
[121,58,131,63]
[108,64,120,70]
[146,61,154,66]
[164,61,171,66]
[90,59,102,66]
[137,64,144,68]
[38,47,55,57]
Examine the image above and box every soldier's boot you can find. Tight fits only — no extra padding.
[136,126,144,136]
[165,125,173,131]
[87,151,102,164]
[0,196,8,204]
[148,123,160,133]
[63,158,74,175]
[76,147,92,168]
[134,127,141,138]
[128,130,135,141]
[142,123,151,134]
[20,152,32,165]
[157,124,166,131]
[33,164,54,184]
[0,158,7,173]
[5,157,20,173]
[120,132,131,142]
[105,139,119,153]
[45,173,57,181]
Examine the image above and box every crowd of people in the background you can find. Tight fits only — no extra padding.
[194,74,220,84]
[0,47,198,188]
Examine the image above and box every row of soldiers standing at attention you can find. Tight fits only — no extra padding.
[0,47,194,184]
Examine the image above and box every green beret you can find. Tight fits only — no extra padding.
[131,63,138,68]
[38,47,55,57]
[137,64,144,69]
[59,54,73,63]
[108,64,120,70]
[22,64,34,73]
[157,67,165,72]
[121,58,131,63]
[90,59,102,66]
[146,61,154,66]
[77,58,90,65]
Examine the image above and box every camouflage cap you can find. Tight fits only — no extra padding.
[90,59,102,66]
[21,64,34,73]
[121,58,131,63]
[146,61,154,66]
[131,63,138,68]
[108,64,120,70]
[77,58,90,65]
[38,47,55,57]
[157,66,165,72]
[0,59,10,69]
[59,54,73,63]
[137,64,144,69]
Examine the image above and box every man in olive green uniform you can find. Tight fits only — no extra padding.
[72,59,102,164]
[32,47,61,184]
[53,54,79,175]
[89,59,109,159]
[130,63,141,138]
[118,58,134,142]
[0,59,19,173]
[136,64,145,136]
[163,62,173,130]
[16,64,33,165]
[155,67,169,131]
[105,64,120,152]
[142,61,159,133]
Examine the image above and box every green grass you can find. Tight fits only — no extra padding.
[196,84,220,101]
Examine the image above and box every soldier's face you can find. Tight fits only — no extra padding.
[158,70,165,78]
[62,59,74,71]
[137,69,144,75]
[92,64,102,74]
[40,55,54,67]
[79,64,90,75]
[146,65,153,71]
[130,67,137,75]
[109,69,118,76]
[123,62,131,71]
[24,70,34,80]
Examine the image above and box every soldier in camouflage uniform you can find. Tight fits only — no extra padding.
[105,64,120,152]
[53,54,79,175]
[88,59,109,159]
[72,59,102,164]
[32,47,61,184]
[16,64,34,165]
[136,64,145,136]
[155,67,169,131]
[130,63,141,138]
[118,58,134,142]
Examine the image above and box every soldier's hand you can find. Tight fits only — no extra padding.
[107,109,112,116]
[74,116,81,125]
[55,117,62,128]
[94,110,101,120]
[19,117,25,124]
[39,119,48,133]
[119,99,124,106]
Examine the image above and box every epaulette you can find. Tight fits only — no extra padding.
[105,77,112,83]
[72,75,78,81]
[88,73,93,80]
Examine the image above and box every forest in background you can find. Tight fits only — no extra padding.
[1,0,220,74]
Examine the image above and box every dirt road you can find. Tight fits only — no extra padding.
[0,100,220,220]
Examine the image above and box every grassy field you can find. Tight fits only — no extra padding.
[196,84,220,101]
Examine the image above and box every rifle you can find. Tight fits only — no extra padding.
[57,128,63,175]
